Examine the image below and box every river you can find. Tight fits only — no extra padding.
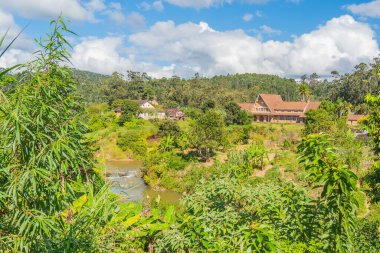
[104,160,182,205]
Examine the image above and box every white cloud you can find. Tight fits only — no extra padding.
[241,10,264,22]
[87,0,106,11]
[0,0,96,21]
[164,0,269,9]
[346,0,380,18]
[70,36,176,78]
[255,10,263,17]
[126,15,379,77]
[125,12,147,30]
[110,2,122,11]
[259,25,281,36]
[0,8,16,31]
[140,1,165,11]
[0,8,35,69]
[71,36,134,74]
[243,13,253,22]
[2,9,379,80]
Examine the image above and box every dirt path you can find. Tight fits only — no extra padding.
[253,164,273,177]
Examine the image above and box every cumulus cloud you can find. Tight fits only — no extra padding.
[140,1,165,11]
[125,12,147,30]
[126,15,379,77]
[71,36,134,74]
[2,10,379,80]
[0,8,34,69]
[346,0,380,18]
[87,0,106,11]
[70,36,176,78]
[0,0,96,21]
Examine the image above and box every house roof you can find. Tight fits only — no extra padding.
[253,94,321,116]
[259,94,283,112]
[275,102,307,111]
[238,103,255,111]
[348,114,365,121]
[114,106,122,113]
[137,100,150,106]
[304,101,321,112]
[166,108,184,114]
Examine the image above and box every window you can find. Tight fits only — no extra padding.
[256,107,269,112]
[287,116,298,121]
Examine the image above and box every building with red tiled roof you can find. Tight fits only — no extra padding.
[239,94,321,123]
[348,114,365,126]
[166,108,186,120]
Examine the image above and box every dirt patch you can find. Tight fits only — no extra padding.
[253,165,273,177]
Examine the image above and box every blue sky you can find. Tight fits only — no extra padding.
[1,0,380,78]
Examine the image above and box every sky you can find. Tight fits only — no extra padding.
[1,0,380,78]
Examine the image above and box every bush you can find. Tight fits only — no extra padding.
[117,130,147,157]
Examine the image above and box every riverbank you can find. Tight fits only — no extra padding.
[103,159,182,205]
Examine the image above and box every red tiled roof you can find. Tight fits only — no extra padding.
[274,102,307,111]
[259,94,283,112]
[252,94,321,116]
[304,101,321,112]
[238,103,255,111]
[348,114,365,121]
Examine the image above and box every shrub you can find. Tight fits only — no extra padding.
[117,130,147,157]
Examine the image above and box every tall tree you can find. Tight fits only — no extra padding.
[189,110,226,160]
[298,83,311,101]
[298,134,358,252]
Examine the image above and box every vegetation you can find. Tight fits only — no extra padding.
[1,17,380,253]
[0,17,112,252]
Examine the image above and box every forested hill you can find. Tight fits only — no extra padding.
[71,69,299,106]
[69,57,380,110]
[71,69,110,103]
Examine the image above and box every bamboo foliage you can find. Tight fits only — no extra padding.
[0,17,104,252]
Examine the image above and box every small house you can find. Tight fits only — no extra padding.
[348,114,365,126]
[114,106,122,118]
[239,94,321,123]
[166,108,185,120]
[149,100,159,106]
[138,100,155,109]
[139,109,166,120]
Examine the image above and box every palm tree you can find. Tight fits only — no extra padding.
[298,83,311,101]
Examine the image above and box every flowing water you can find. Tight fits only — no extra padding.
[104,160,181,205]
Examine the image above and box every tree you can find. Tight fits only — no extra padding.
[298,83,311,101]
[189,110,226,160]
[362,94,380,156]
[224,101,251,125]
[100,72,127,104]
[117,99,141,125]
[155,176,278,252]
[303,109,336,135]
[303,100,350,137]
[298,134,358,252]
[200,99,215,112]
[362,94,380,202]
